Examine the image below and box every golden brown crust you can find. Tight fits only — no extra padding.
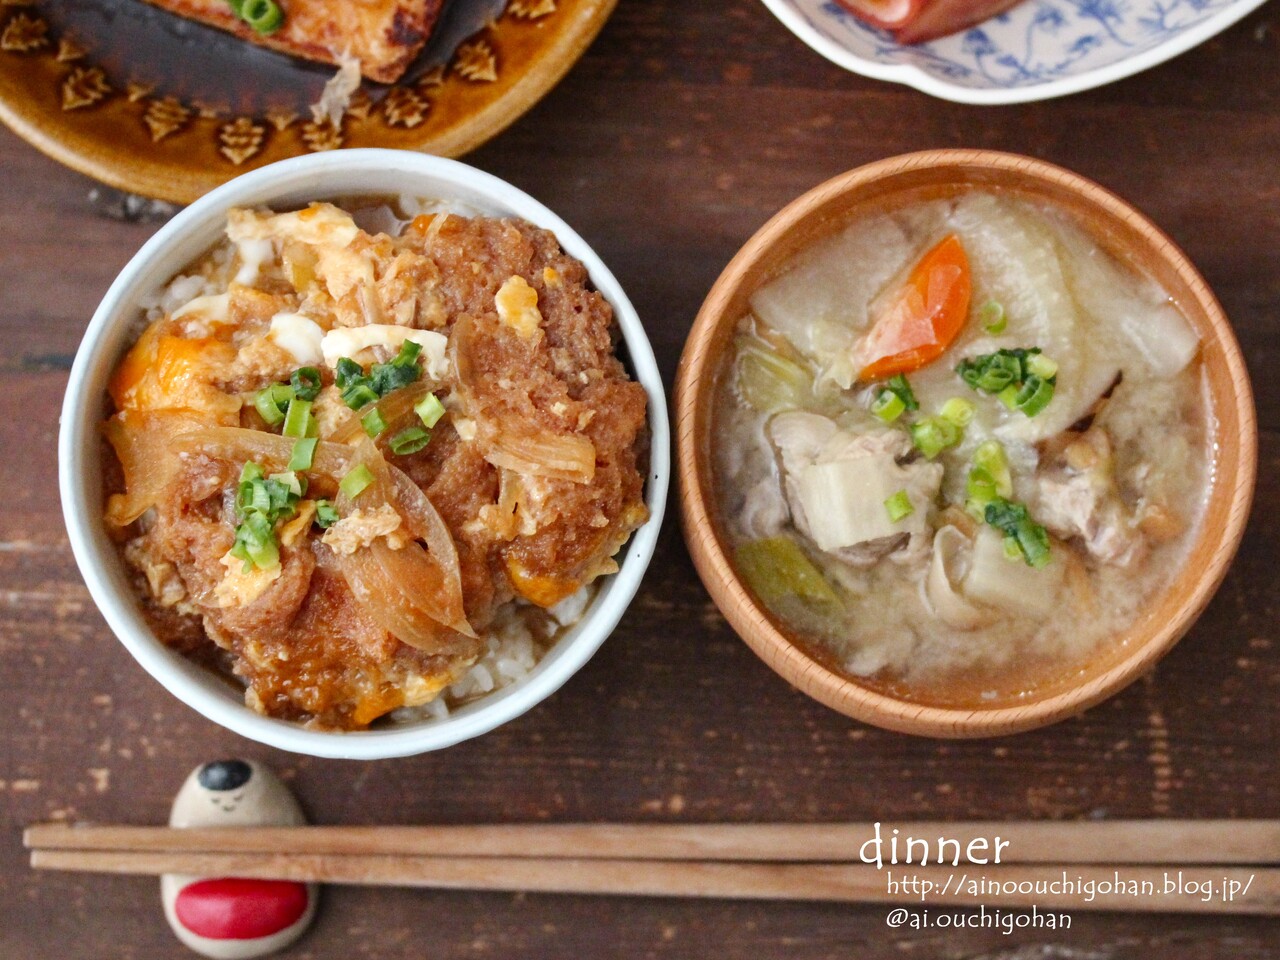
[137,0,442,83]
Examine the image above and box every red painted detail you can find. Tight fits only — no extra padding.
[174,878,308,940]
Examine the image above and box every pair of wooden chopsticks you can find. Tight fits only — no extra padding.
[25,821,1280,914]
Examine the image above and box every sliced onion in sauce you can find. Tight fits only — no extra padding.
[103,410,208,526]
[327,381,434,446]
[172,426,353,481]
[451,314,596,484]
[329,440,475,647]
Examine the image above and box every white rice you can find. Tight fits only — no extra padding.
[396,583,597,724]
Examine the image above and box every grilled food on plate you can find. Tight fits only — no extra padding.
[137,0,442,82]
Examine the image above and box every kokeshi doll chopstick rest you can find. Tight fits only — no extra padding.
[162,760,317,959]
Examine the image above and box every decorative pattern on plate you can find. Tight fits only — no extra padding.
[768,0,1265,101]
[301,118,343,151]
[382,86,432,129]
[0,0,618,201]
[218,116,266,165]
[143,97,191,142]
[61,65,110,110]
[344,89,374,121]
[54,35,82,61]
[454,38,499,81]
[264,105,298,131]
[0,12,46,52]
[508,0,559,19]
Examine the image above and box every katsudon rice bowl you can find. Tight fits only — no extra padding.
[60,151,668,759]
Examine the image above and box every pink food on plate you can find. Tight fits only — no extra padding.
[836,0,1024,43]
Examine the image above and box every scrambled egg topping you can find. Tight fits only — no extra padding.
[495,275,543,340]
[215,551,282,609]
[321,505,409,555]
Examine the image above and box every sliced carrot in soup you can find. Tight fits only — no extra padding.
[856,233,972,381]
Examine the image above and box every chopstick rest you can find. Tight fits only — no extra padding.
[161,760,317,959]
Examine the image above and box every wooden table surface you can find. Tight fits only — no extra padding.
[3,0,1279,956]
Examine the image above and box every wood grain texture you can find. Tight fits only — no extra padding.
[26,820,1280,863]
[2,0,1280,956]
[27,850,1280,915]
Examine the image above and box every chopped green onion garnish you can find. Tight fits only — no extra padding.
[228,459,302,572]
[369,361,419,396]
[978,300,1006,334]
[339,464,375,500]
[239,0,283,34]
[335,358,364,390]
[314,500,339,529]
[965,461,1003,522]
[967,467,998,502]
[973,440,1013,497]
[871,389,906,423]
[414,392,446,429]
[290,366,322,402]
[336,344,424,411]
[341,383,380,410]
[231,511,279,570]
[391,340,422,368]
[336,357,380,410]
[248,537,278,569]
[1013,375,1055,417]
[957,347,1056,418]
[230,511,278,571]
[237,476,270,515]
[884,373,919,411]
[1016,525,1051,568]
[287,437,317,472]
[957,349,1036,393]
[939,397,975,428]
[253,386,288,426]
[273,480,296,513]
[884,490,914,523]
[361,408,387,439]
[282,397,313,438]
[1026,354,1058,380]
[910,416,961,460]
[269,471,303,498]
[389,426,431,456]
[983,497,1052,568]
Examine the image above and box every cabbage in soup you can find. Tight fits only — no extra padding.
[713,191,1210,707]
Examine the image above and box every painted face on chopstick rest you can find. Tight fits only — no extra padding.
[170,759,307,828]
[164,760,317,958]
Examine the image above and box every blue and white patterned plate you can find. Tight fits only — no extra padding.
[761,0,1269,103]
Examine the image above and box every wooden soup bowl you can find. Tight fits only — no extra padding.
[676,150,1256,738]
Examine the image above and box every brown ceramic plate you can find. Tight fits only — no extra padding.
[0,0,615,203]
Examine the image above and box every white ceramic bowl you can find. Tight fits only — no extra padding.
[59,149,669,760]
[761,0,1268,104]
